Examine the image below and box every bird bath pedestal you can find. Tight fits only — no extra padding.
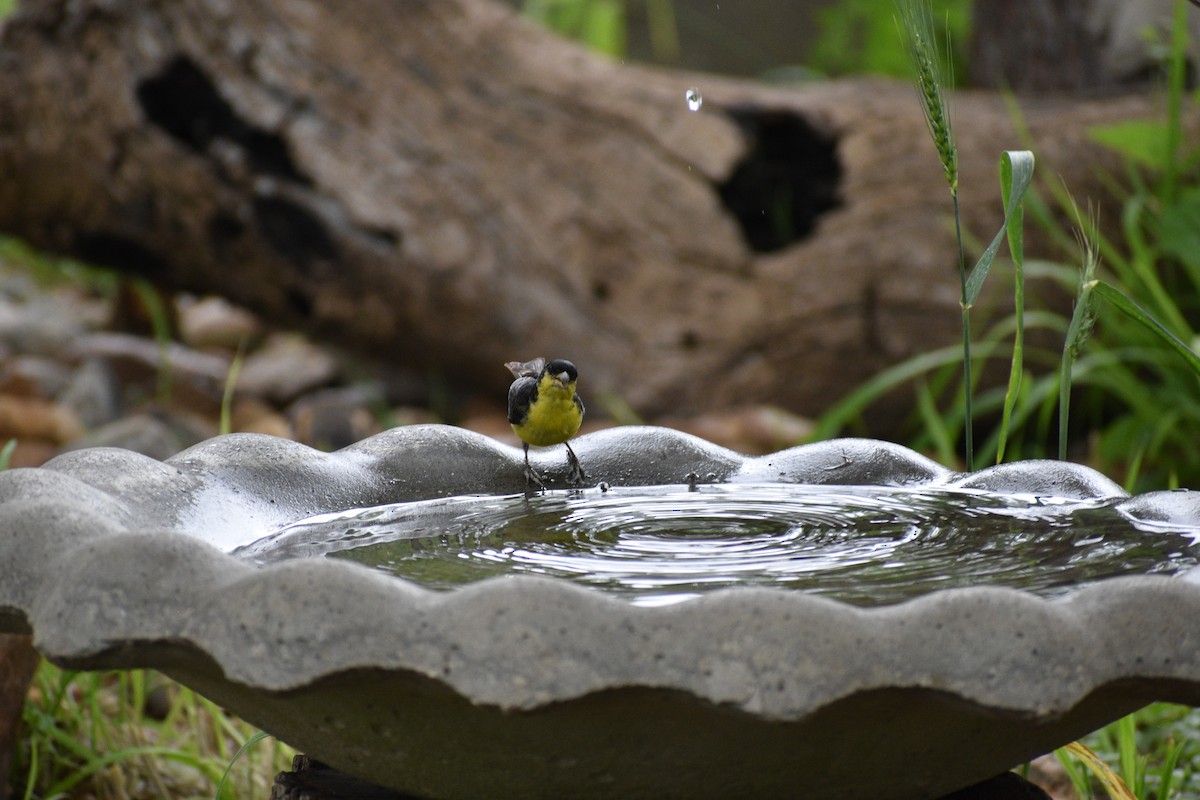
[3,425,1200,799]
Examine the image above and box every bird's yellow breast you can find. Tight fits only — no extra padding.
[513,378,582,447]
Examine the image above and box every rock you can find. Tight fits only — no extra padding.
[4,439,59,468]
[288,386,383,451]
[458,405,514,443]
[388,405,443,429]
[236,333,340,406]
[67,332,231,415]
[0,355,73,399]
[230,397,293,439]
[0,394,83,442]
[0,294,86,357]
[663,405,814,455]
[61,410,215,460]
[1023,754,1075,800]
[56,358,122,429]
[177,294,263,351]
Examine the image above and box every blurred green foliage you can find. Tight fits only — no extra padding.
[811,0,972,81]
[521,0,680,60]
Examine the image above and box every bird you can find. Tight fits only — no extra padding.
[505,357,586,488]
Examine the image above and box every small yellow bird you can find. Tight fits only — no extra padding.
[505,357,586,488]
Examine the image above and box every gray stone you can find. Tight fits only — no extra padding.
[287,385,383,451]
[236,333,340,405]
[66,332,231,415]
[176,295,263,351]
[2,426,1200,799]
[59,411,211,461]
[0,355,74,399]
[0,295,85,357]
[57,358,122,429]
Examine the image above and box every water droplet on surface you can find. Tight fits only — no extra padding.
[685,88,703,111]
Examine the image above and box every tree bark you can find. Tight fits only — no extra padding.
[970,0,1200,92]
[0,0,1192,425]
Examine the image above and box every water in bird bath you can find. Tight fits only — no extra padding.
[234,483,1200,607]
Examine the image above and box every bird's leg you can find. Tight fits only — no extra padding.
[522,442,546,489]
[564,442,587,485]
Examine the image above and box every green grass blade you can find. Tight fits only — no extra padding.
[994,151,1033,462]
[43,745,214,796]
[1061,741,1138,800]
[220,341,247,436]
[1055,745,1094,799]
[811,344,973,440]
[958,258,973,471]
[914,377,956,465]
[645,0,681,62]
[0,438,16,470]
[129,279,175,405]
[1058,237,1101,461]
[1092,280,1200,375]
[1162,0,1189,205]
[1116,713,1139,791]
[215,730,272,800]
[1157,735,1190,798]
[964,151,1034,306]
[580,0,625,55]
[21,737,40,800]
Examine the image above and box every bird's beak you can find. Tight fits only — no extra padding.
[553,371,570,387]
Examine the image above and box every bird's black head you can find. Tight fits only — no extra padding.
[543,359,578,382]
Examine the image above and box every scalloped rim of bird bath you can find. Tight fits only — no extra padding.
[3,425,1200,798]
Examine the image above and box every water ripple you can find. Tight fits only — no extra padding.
[234,483,1200,607]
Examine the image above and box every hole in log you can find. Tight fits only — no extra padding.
[252,195,339,270]
[717,109,842,253]
[76,232,168,277]
[137,55,310,185]
[285,288,314,317]
[208,212,246,252]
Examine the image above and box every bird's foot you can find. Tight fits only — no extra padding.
[565,443,587,486]
[567,463,587,485]
[523,462,546,490]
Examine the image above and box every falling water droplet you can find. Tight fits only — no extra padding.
[685,88,703,112]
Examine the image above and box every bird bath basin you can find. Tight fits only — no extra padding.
[240,483,1200,609]
[4,424,1200,799]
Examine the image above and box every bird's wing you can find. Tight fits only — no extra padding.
[505,358,545,379]
[507,375,539,425]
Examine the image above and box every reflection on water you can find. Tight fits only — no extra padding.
[233,484,1200,607]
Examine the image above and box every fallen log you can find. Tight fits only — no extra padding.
[0,0,1191,427]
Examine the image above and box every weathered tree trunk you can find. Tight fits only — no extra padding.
[971,0,1200,91]
[0,0,1192,424]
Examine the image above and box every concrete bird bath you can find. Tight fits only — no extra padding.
[3,424,1200,798]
